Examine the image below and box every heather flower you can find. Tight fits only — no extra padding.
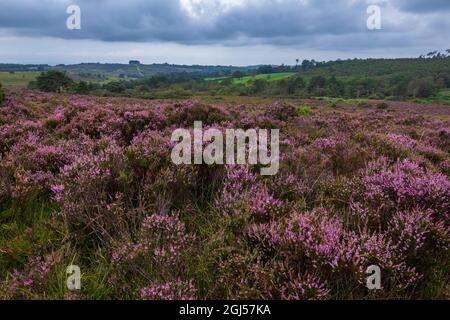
[109,214,194,295]
[53,137,130,241]
[387,209,431,254]
[7,253,61,299]
[216,165,283,219]
[387,134,418,149]
[280,272,329,300]
[387,133,446,162]
[12,169,54,199]
[269,173,309,201]
[264,101,297,121]
[276,209,344,269]
[112,214,193,266]
[139,279,196,300]
[351,158,450,225]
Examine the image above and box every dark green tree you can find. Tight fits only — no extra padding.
[104,81,125,93]
[73,81,90,94]
[231,71,245,79]
[249,79,267,94]
[308,76,327,93]
[36,70,74,92]
[407,78,436,98]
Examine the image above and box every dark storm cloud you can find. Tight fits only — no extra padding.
[0,0,448,51]
[393,0,450,13]
[0,0,364,42]
[0,0,189,41]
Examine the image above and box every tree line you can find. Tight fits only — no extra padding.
[28,55,450,100]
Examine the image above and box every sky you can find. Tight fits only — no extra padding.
[0,0,449,66]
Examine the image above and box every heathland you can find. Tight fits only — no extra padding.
[0,54,449,299]
[0,89,448,299]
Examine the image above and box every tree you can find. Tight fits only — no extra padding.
[292,76,305,88]
[221,78,233,85]
[232,71,245,78]
[327,76,344,96]
[301,59,316,70]
[308,76,327,92]
[391,76,409,97]
[250,79,267,94]
[104,80,125,93]
[36,70,74,92]
[407,78,436,98]
[73,81,90,94]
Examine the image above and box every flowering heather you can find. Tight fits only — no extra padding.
[215,165,283,220]
[7,253,61,299]
[140,279,196,300]
[264,101,297,121]
[280,272,330,300]
[111,214,193,267]
[0,90,449,300]
[386,133,446,162]
[108,214,194,296]
[351,158,450,224]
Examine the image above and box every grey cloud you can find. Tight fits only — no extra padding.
[393,0,450,13]
[0,0,448,52]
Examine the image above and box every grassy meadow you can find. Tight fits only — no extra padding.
[206,72,296,84]
[0,72,40,88]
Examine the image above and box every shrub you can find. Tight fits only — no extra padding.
[215,165,284,222]
[109,214,194,297]
[36,71,74,93]
[51,137,132,244]
[377,102,389,110]
[103,80,125,93]
[7,253,61,299]
[264,101,297,121]
[73,81,90,94]
[357,101,370,108]
[350,158,450,226]
[139,279,196,300]
[165,101,229,126]
[296,105,312,116]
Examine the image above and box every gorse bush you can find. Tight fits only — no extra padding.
[0,90,449,300]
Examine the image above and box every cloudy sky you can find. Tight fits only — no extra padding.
[0,0,449,65]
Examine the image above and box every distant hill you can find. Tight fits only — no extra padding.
[297,57,450,80]
[1,57,448,103]
[0,64,48,72]
[0,62,260,80]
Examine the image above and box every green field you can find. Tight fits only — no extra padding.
[0,71,121,88]
[206,72,296,85]
[414,89,450,105]
[0,71,40,88]
[428,89,450,104]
